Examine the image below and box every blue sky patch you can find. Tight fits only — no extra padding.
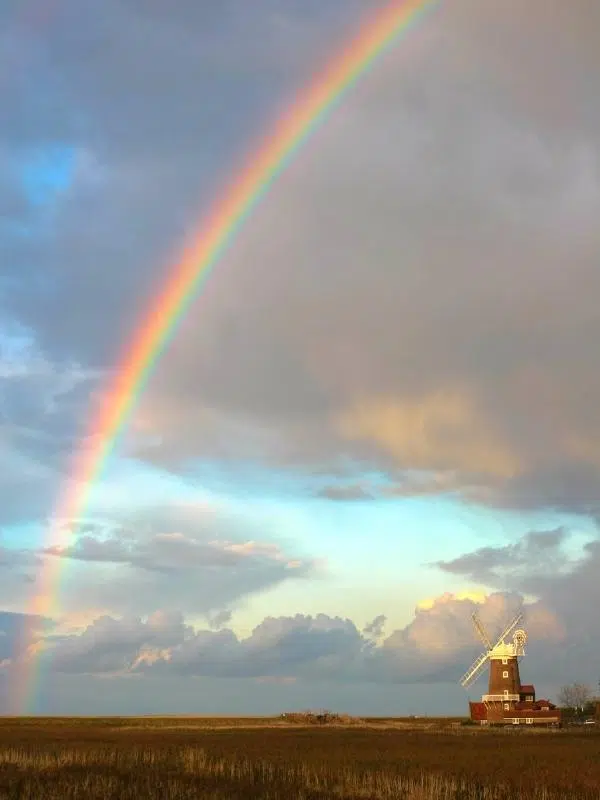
[20,143,77,209]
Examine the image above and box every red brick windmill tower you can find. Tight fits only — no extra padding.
[460,611,528,724]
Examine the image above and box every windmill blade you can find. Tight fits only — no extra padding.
[471,613,492,650]
[460,650,490,688]
[492,611,524,649]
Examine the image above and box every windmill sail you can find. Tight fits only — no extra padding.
[472,613,493,650]
[460,650,489,687]
[492,612,523,649]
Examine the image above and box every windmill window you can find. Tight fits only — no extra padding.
[502,671,509,678]
[502,658,508,665]
[504,690,509,698]
[526,718,533,725]
[504,703,509,710]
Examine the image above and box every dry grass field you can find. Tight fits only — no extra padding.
[0,716,599,799]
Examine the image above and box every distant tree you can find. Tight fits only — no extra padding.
[559,682,592,715]
[558,685,574,710]
[572,683,592,712]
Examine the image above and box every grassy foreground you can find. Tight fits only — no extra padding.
[0,717,599,799]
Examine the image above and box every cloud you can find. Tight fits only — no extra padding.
[44,530,309,575]
[316,483,373,501]
[438,0,600,135]
[0,543,37,574]
[465,462,600,521]
[19,588,576,688]
[0,0,598,526]
[104,0,598,522]
[206,609,232,630]
[0,329,99,433]
[431,527,600,679]
[336,392,520,479]
[24,507,318,619]
[363,614,386,640]
[315,470,466,502]
[14,517,600,687]
[0,329,104,528]
[0,0,370,367]
[34,612,366,680]
[0,534,40,604]
[0,611,53,662]
[166,613,369,680]
[371,590,567,685]
[434,527,572,588]
[42,611,190,675]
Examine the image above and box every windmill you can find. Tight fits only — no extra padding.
[460,610,562,727]
[461,611,528,717]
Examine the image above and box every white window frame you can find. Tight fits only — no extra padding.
[504,703,509,710]
[502,670,509,678]
[502,658,508,665]
[504,690,509,698]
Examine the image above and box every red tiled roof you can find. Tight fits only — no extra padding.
[514,700,556,711]
[520,684,535,693]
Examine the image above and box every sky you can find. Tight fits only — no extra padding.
[0,0,599,715]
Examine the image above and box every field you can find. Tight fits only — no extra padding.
[1,716,599,799]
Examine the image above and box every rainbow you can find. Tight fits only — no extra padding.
[16,0,439,713]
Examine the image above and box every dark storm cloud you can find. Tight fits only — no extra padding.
[465,462,600,521]
[1,0,370,368]
[0,1,384,538]
[1,0,599,534]
[110,0,600,523]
